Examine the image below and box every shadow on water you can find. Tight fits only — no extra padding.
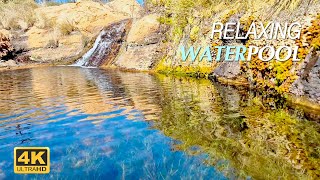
[152,75,320,179]
[0,66,319,179]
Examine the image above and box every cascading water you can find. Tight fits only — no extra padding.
[74,19,131,67]
[74,31,104,67]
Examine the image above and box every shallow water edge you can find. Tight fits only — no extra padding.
[0,66,319,179]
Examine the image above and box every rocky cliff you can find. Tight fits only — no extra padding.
[1,0,320,107]
[0,0,144,64]
[0,0,162,70]
[146,0,320,107]
[112,13,161,70]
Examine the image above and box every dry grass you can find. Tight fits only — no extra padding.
[34,12,56,29]
[81,34,91,48]
[58,20,77,36]
[0,0,38,31]
[0,0,79,33]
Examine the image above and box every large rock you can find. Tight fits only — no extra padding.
[34,0,142,36]
[0,32,14,60]
[290,50,320,104]
[211,41,242,80]
[0,60,17,67]
[127,14,160,44]
[212,61,241,79]
[22,0,142,63]
[114,44,159,70]
[113,14,161,70]
[76,19,132,67]
[25,29,84,62]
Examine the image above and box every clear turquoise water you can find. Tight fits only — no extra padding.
[1,67,319,179]
[0,67,226,179]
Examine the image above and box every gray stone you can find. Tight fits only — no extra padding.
[290,50,320,104]
[0,60,17,67]
[212,61,241,79]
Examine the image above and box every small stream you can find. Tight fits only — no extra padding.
[74,20,130,67]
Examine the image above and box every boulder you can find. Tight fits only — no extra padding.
[113,14,161,70]
[0,32,14,60]
[114,44,159,70]
[34,0,142,36]
[23,0,142,63]
[77,19,132,67]
[290,50,320,104]
[127,14,160,44]
[0,60,17,67]
[212,61,241,79]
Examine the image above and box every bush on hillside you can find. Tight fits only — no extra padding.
[0,0,38,30]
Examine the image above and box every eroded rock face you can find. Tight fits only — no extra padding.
[113,14,161,70]
[115,44,159,70]
[76,19,132,67]
[127,14,160,44]
[34,0,142,36]
[212,61,241,79]
[0,32,14,60]
[16,0,142,63]
[290,50,320,104]
[0,60,17,67]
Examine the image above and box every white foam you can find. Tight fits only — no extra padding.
[73,30,105,67]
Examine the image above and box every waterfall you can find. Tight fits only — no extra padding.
[74,30,104,67]
[73,19,131,67]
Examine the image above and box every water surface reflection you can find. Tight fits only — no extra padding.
[0,67,319,179]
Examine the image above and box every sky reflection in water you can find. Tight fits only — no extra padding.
[0,67,226,179]
[0,67,319,179]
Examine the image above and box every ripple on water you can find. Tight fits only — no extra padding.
[0,67,319,179]
[0,67,228,179]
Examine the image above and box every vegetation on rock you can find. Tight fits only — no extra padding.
[0,0,142,63]
[154,75,320,179]
[148,0,320,108]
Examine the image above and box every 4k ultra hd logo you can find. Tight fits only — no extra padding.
[14,147,50,174]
